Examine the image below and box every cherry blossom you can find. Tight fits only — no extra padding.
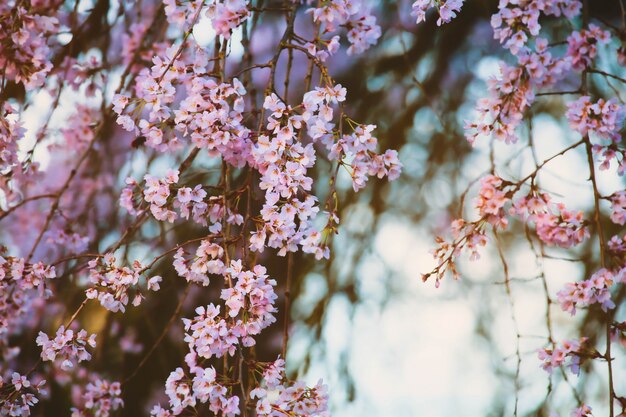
[182,260,277,357]
[571,404,593,417]
[70,379,123,417]
[566,25,610,71]
[411,0,464,26]
[609,191,626,225]
[36,326,96,370]
[557,269,619,315]
[0,2,60,88]
[566,96,625,141]
[538,338,590,375]
[491,0,581,55]
[249,358,330,417]
[307,0,381,55]
[85,254,159,313]
[0,372,47,417]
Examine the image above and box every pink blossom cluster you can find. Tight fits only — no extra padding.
[70,379,123,417]
[85,253,160,313]
[173,240,225,286]
[250,358,330,417]
[172,77,250,165]
[474,175,510,228]
[139,169,180,221]
[0,372,47,417]
[609,191,626,225]
[57,105,100,151]
[491,0,581,55]
[60,55,103,97]
[252,90,319,257]
[157,364,238,417]
[0,103,24,178]
[538,338,587,375]
[511,194,588,248]
[182,260,277,358]
[425,180,591,285]
[251,85,400,258]
[0,255,56,356]
[36,326,96,371]
[206,0,250,39]
[467,0,585,145]
[164,0,250,39]
[516,39,571,88]
[304,36,341,63]
[592,143,626,174]
[609,234,626,261]
[566,96,625,141]
[115,71,252,166]
[465,64,530,145]
[0,2,60,88]
[327,125,401,191]
[251,92,322,257]
[570,404,593,417]
[557,268,621,315]
[465,40,569,144]
[411,0,464,26]
[423,220,488,286]
[301,86,401,190]
[566,25,610,71]
[121,23,149,66]
[307,0,381,55]
[122,169,235,229]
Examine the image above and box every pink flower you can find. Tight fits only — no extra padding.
[566,24,610,70]
[609,191,626,225]
[412,0,464,26]
[566,96,624,141]
[538,338,588,375]
[571,404,593,417]
[557,269,617,315]
[36,326,96,370]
